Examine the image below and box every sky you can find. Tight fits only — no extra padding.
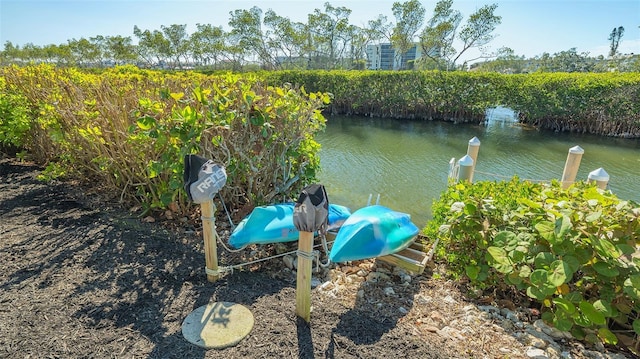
[1,0,639,63]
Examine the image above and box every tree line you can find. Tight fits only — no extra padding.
[1,0,501,70]
[1,0,637,72]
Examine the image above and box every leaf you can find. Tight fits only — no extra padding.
[592,236,620,259]
[170,92,185,101]
[553,297,576,314]
[593,299,613,317]
[136,116,156,131]
[592,261,619,277]
[463,203,477,215]
[564,291,583,303]
[625,276,640,300]
[553,317,573,332]
[548,260,571,286]
[526,286,547,301]
[633,319,640,335]
[554,215,572,239]
[507,272,522,285]
[562,255,581,274]
[535,221,555,242]
[597,328,618,345]
[579,301,606,326]
[487,246,509,264]
[465,265,480,280]
[616,243,635,255]
[518,265,532,278]
[530,269,549,287]
[585,211,602,222]
[493,231,516,247]
[534,251,555,269]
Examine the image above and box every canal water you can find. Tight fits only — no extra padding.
[316,108,640,228]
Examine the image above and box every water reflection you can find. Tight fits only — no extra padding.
[317,114,639,228]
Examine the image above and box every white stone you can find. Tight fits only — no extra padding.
[318,281,334,292]
[526,347,549,359]
[384,287,395,296]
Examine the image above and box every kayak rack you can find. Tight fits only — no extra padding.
[376,235,437,274]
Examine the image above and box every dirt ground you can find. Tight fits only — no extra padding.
[0,156,633,359]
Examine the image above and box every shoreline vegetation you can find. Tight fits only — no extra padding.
[1,64,638,213]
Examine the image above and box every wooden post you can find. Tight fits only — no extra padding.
[457,155,474,183]
[200,200,220,282]
[296,231,314,322]
[466,137,481,182]
[588,167,610,190]
[561,145,584,189]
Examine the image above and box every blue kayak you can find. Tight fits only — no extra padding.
[228,202,351,249]
[329,205,419,263]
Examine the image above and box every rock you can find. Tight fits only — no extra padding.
[356,269,368,277]
[398,306,408,314]
[429,311,446,325]
[366,271,390,282]
[422,325,439,333]
[526,326,556,345]
[283,255,295,269]
[526,347,548,359]
[533,319,567,340]
[383,287,395,296]
[545,345,561,359]
[500,319,516,332]
[318,281,334,292]
[478,305,501,315]
[527,334,548,349]
[501,308,520,323]
[414,294,431,305]
[310,277,322,288]
[356,289,364,299]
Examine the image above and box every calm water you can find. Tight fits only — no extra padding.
[316,109,640,228]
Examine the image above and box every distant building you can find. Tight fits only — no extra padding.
[365,43,425,70]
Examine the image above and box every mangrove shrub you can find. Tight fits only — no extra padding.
[0,64,330,213]
[424,178,640,347]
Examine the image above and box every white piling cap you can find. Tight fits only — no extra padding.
[458,155,474,167]
[468,137,481,146]
[588,167,610,181]
[569,145,584,154]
